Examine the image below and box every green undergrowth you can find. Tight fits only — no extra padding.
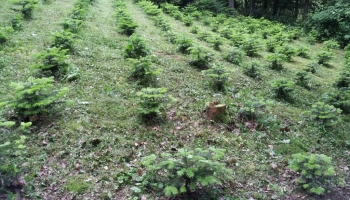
[0,0,349,199]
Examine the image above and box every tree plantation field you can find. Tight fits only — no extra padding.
[1,0,350,199]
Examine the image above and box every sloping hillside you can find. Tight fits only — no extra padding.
[0,0,349,199]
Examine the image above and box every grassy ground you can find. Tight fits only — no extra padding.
[1,0,349,199]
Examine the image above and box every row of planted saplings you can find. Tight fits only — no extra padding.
[0,0,97,122]
[0,0,97,197]
[34,0,98,80]
[0,0,40,45]
[119,28,341,200]
[119,2,344,198]
[114,0,138,35]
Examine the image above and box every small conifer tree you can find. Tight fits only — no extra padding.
[142,147,233,197]
[0,77,68,118]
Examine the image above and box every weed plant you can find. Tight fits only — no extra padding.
[62,18,83,33]
[190,26,199,34]
[0,121,29,196]
[164,31,178,44]
[206,36,223,51]
[198,31,212,41]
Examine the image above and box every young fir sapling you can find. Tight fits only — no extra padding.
[202,64,232,92]
[141,147,233,197]
[0,77,68,118]
[137,87,175,118]
[124,34,150,59]
[288,153,336,195]
[188,46,213,69]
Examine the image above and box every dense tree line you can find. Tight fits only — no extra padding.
[150,0,349,46]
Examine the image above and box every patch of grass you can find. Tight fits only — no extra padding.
[64,178,91,195]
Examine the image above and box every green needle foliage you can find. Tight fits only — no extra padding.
[224,47,244,66]
[276,45,296,62]
[129,56,161,85]
[188,46,213,69]
[325,88,350,114]
[271,79,295,100]
[32,47,70,77]
[237,97,270,120]
[124,34,150,59]
[118,17,138,36]
[288,153,336,195]
[304,62,319,74]
[176,36,194,54]
[323,39,339,50]
[267,53,287,70]
[265,38,282,53]
[141,147,233,197]
[0,27,14,45]
[243,61,261,79]
[62,18,83,33]
[310,102,342,127]
[241,37,260,57]
[202,64,232,92]
[182,15,193,26]
[137,87,175,118]
[12,0,38,19]
[206,36,223,51]
[0,77,68,118]
[316,50,334,65]
[295,71,311,88]
[51,31,77,52]
[10,15,23,31]
[0,121,30,196]
[334,66,350,88]
[296,45,310,59]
